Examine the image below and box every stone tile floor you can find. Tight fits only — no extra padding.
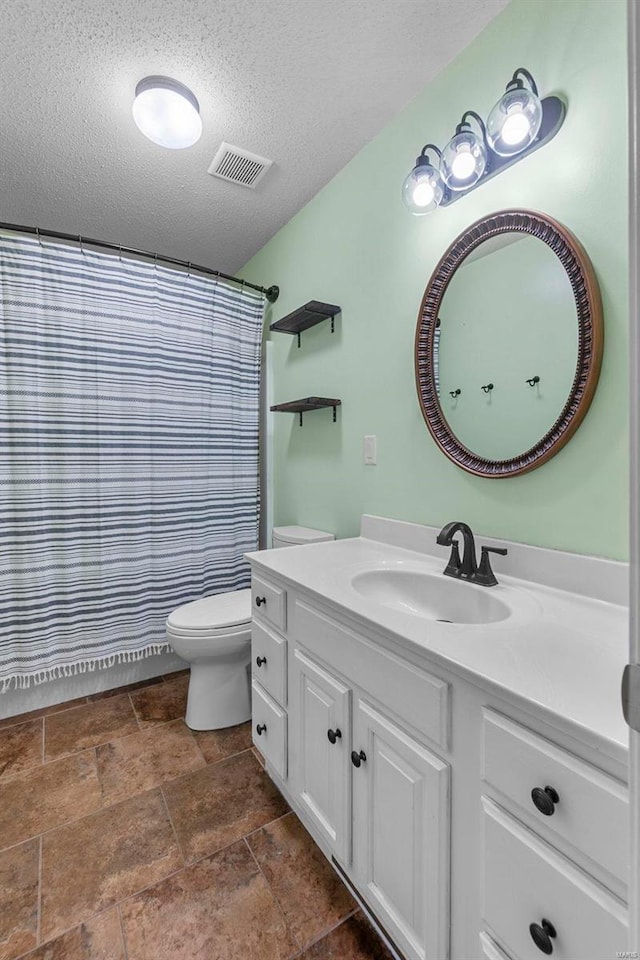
[0,672,393,960]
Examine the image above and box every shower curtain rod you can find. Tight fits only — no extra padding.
[0,221,280,303]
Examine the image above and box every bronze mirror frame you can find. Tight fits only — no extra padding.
[414,209,604,478]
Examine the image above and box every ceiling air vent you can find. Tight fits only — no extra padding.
[207,142,273,189]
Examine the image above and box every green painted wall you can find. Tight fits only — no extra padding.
[242,0,629,560]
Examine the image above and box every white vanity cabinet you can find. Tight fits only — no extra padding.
[248,537,629,960]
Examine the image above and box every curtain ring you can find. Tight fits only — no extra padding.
[36,227,43,247]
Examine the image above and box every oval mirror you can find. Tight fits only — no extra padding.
[415,210,603,477]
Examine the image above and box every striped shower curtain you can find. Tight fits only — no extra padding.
[0,232,265,690]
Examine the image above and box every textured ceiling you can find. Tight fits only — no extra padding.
[0,0,509,276]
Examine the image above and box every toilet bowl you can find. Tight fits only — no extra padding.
[167,589,252,730]
[166,525,334,731]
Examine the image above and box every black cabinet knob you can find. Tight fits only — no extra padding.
[256,656,267,667]
[531,785,560,816]
[327,728,342,744]
[351,749,366,768]
[255,596,266,607]
[256,723,267,736]
[529,919,557,954]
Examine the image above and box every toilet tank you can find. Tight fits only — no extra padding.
[272,525,334,548]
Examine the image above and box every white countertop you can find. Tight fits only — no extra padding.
[247,532,629,763]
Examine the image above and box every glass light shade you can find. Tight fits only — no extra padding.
[486,86,543,157]
[402,160,444,215]
[132,76,202,149]
[441,130,487,190]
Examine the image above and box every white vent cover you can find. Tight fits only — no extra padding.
[207,142,273,189]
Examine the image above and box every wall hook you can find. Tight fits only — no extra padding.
[449,389,461,398]
[481,383,494,393]
[526,375,540,386]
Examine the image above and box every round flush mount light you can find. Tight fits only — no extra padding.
[402,145,444,215]
[441,112,488,191]
[132,76,202,149]
[487,68,543,157]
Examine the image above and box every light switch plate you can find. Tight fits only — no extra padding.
[363,435,377,465]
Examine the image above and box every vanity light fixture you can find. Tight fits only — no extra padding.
[132,76,202,149]
[402,67,565,214]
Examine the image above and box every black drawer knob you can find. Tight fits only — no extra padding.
[256,656,267,667]
[351,749,366,768]
[256,723,267,736]
[529,918,557,954]
[531,785,559,816]
[327,728,342,744]
[255,596,266,607]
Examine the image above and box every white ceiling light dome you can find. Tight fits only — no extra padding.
[132,76,202,149]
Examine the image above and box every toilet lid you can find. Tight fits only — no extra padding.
[166,588,252,633]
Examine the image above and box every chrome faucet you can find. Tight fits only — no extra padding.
[436,521,507,587]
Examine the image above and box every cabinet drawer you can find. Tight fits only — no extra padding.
[252,680,287,779]
[482,710,628,882]
[295,601,449,750]
[251,620,287,706]
[482,798,627,960]
[252,574,287,632]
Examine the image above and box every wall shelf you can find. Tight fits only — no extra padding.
[270,301,341,347]
[270,397,342,426]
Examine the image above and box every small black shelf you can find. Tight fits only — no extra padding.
[270,301,341,347]
[270,397,342,426]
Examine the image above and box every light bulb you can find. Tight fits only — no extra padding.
[501,109,531,146]
[413,180,436,207]
[133,76,202,150]
[451,148,477,180]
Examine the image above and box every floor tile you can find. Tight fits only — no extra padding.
[129,675,188,728]
[44,696,138,762]
[193,722,252,764]
[87,677,164,703]
[0,752,101,849]
[18,909,125,960]
[96,719,205,806]
[0,699,87,733]
[0,838,39,960]
[163,751,288,864]
[292,913,394,960]
[0,720,42,782]
[121,840,296,960]
[40,789,182,941]
[248,814,355,948]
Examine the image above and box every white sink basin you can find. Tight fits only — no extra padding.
[350,568,511,624]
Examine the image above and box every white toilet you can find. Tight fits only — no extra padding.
[166,525,334,730]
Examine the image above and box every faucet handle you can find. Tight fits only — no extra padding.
[443,539,462,579]
[475,545,508,587]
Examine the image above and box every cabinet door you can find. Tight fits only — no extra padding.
[293,648,351,863]
[352,698,450,960]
